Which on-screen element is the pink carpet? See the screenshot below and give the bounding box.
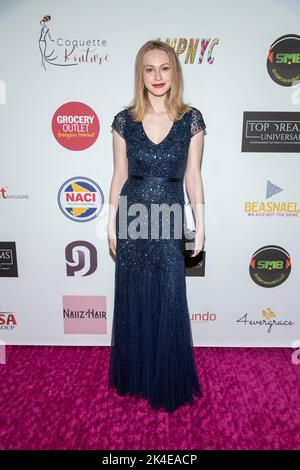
[0,345,299,450]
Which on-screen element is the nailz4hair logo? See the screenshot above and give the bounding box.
[63,295,107,335]
[52,102,100,150]
[39,15,108,71]
[57,177,104,222]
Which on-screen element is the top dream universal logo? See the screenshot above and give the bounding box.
[58,176,104,222]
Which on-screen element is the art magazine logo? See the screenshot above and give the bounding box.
[58,177,104,222]
[52,102,100,150]
[65,241,98,276]
[244,180,300,217]
[249,245,291,288]
[0,186,29,200]
[63,295,107,335]
[39,15,108,70]
[267,34,300,86]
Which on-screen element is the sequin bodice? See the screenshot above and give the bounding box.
[111,106,206,178]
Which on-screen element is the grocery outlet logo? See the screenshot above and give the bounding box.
[58,177,104,222]
[52,102,100,150]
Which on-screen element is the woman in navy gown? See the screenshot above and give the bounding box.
[107,39,206,413]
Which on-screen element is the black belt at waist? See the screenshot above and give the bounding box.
[128,174,183,182]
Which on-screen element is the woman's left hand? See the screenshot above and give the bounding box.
[191,228,205,257]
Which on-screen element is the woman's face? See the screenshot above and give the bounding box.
[142,49,172,97]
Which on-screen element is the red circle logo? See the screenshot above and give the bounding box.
[52,101,100,150]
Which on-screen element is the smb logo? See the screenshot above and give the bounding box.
[267,34,300,87]
[249,245,291,288]
[58,176,104,222]
[65,241,97,276]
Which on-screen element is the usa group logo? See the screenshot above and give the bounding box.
[57,177,104,222]
[0,306,17,331]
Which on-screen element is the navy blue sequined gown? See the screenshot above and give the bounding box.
[109,106,206,413]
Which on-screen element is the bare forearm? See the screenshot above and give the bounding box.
[185,172,205,231]
[108,174,127,227]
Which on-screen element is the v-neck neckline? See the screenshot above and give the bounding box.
[140,118,176,146]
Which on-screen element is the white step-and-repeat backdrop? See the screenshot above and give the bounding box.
[0,0,299,347]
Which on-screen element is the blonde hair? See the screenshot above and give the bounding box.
[125,39,192,122]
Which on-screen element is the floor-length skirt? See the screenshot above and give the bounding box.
[108,177,202,413]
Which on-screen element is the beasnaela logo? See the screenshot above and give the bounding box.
[267,34,300,86]
[244,180,300,217]
[52,102,100,151]
[58,177,104,222]
[249,245,291,288]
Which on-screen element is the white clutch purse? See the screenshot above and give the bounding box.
[182,192,196,256]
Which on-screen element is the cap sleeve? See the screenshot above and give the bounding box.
[111,109,126,139]
[191,107,206,137]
